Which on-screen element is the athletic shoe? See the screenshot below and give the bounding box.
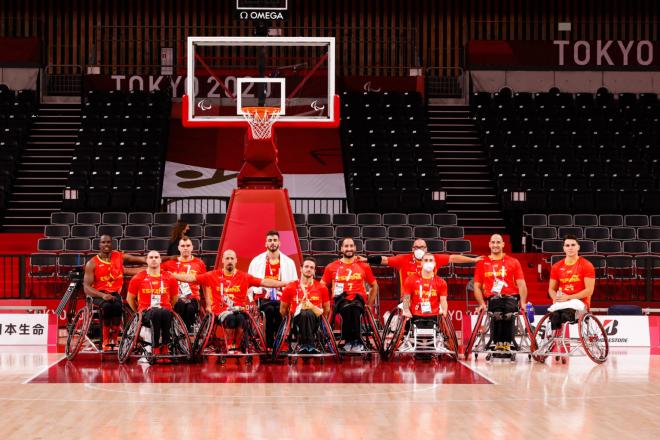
[342,341,353,352]
[351,341,366,352]
[308,346,321,354]
[160,345,170,355]
[138,357,149,364]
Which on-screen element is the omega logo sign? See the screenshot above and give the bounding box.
[239,11,285,20]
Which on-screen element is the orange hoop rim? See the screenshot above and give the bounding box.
[241,106,282,117]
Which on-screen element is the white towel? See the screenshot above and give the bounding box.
[548,299,586,313]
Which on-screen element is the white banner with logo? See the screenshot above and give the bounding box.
[471,314,650,347]
[0,314,49,345]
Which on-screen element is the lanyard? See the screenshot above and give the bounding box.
[418,277,433,301]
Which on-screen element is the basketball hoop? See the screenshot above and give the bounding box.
[241,106,281,139]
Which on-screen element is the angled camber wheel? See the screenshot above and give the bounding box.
[440,314,459,360]
[245,310,267,353]
[380,307,407,360]
[519,311,538,355]
[118,313,142,364]
[531,313,554,363]
[191,312,215,358]
[364,306,383,352]
[579,313,609,364]
[171,312,192,358]
[320,315,341,362]
[65,307,92,361]
[463,308,485,360]
[271,314,292,361]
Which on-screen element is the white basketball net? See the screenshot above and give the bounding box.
[241,106,281,139]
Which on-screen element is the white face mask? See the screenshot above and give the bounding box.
[422,262,435,273]
[413,249,425,260]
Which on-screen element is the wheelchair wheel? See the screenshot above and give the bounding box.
[519,312,538,356]
[118,313,142,364]
[171,313,192,359]
[245,311,267,353]
[440,314,459,360]
[579,313,609,364]
[191,313,214,358]
[463,308,485,360]
[380,307,406,360]
[271,314,292,361]
[320,315,341,362]
[364,307,383,352]
[65,307,92,361]
[531,313,553,363]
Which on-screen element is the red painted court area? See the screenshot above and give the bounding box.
[29,355,491,385]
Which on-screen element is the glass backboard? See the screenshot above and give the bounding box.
[183,36,338,128]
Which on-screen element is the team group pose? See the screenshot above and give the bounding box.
[73,226,605,363]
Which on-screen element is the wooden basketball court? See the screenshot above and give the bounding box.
[1,349,658,439]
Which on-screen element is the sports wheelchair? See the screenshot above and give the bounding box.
[271,313,341,364]
[381,307,459,361]
[118,310,191,365]
[532,308,609,364]
[60,269,134,361]
[190,307,267,364]
[65,296,134,360]
[463,306,537,362]
[331,305,383,359]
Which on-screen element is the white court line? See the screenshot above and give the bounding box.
[83,382,442,399]
[458,360,498,385]
[1,391,660,406]
[22,354,66,384]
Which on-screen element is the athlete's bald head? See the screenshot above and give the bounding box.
[488,234,505,255]
[222,249,237,272]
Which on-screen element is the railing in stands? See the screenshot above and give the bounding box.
[44,64,83,96]
[425,66,465,99]
[0,255,27,299]
[161,197,348,215]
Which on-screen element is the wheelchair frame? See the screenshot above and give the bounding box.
[65,296,134,361]
[331,306,383,358]
[271,313,341,363]
[118,309,192,364]
[190,308,267,364]
[381,307,459,361]
[463,308,537,362]
[532,310,609,364]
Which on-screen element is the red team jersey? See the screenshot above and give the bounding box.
[92,251,124,293]
[402,274,448,317]
[550,257,596,308]
[281,280,330,315]
[474,254,525,297]
[161,257,207,300]
[387,253,451,293]
[254,258,282,300]
[196,269,262,314]
[127,271,178,312]
[321,260,376,301]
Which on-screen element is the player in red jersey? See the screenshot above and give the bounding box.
[548,234,595,330]
[367,238,481,295]
[247,230,299,348]
[321,237,379,352]
[83,234,147,350]
[473,234,528,349]
[160,237,208,332]
[401,253,449,322]
[127,251,180,354]
[280,257,331,354]
[173,249,287,352]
